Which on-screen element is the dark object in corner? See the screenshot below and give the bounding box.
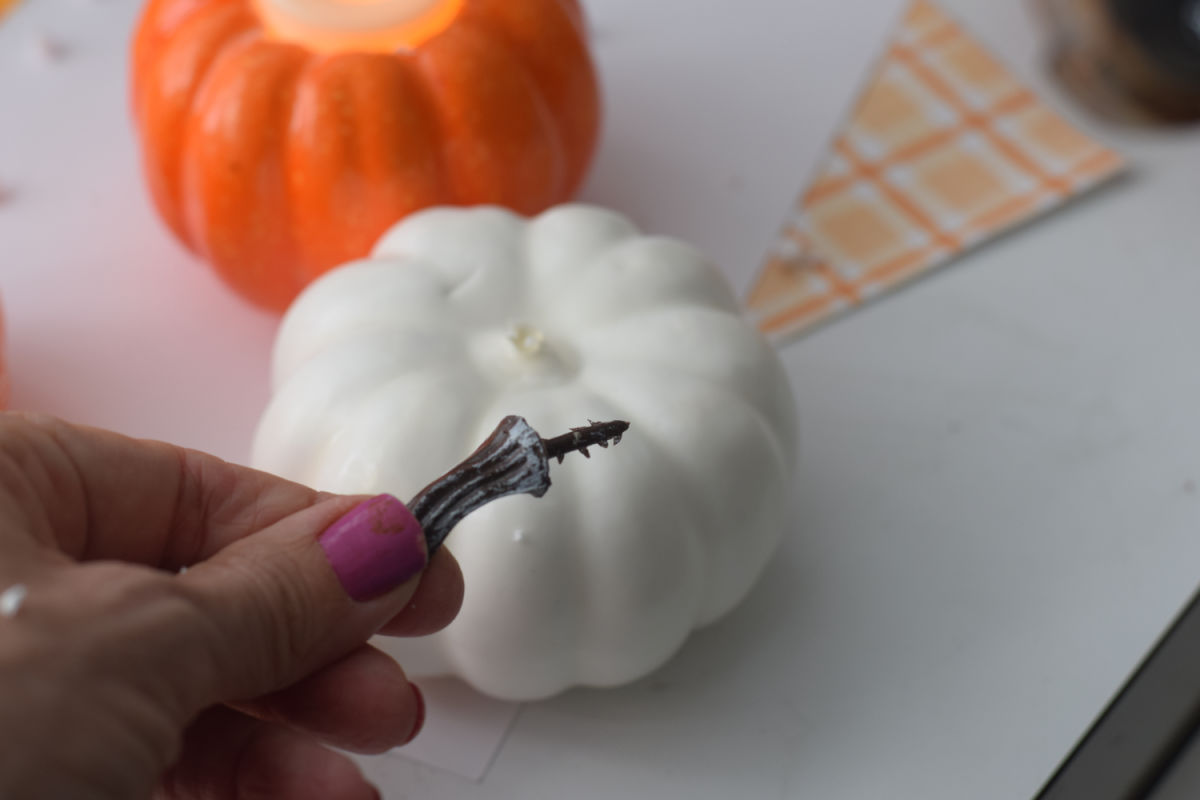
[1038,0,1200,123]
[1034,585,1200,799]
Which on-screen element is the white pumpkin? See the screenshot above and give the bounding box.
[252,205,798,701]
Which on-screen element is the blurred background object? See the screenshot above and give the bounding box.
[129,0,601,310]
[1038,0,1200,123]
[748,0,1125,342]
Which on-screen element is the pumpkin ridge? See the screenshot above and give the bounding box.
[134,0,253,117]
[521,219,638,311]
[176,27,265,256]
[283,52,343,288]
[557,429,596,692]
[413,21,564,209]
[578,307,799,466]
[183,38,311,306]
[584,359,793,493]
[138,6,260,248]
[285,52,453,283]
[132,0,230,83]
[586,348,796,481]
[410,50,461,207]
[384,49,457,203]
[535,236,720,323]
[563,392,703,683]
[411,28,478,207]
[351,51,455,240]
[440,398,587,696]
[579,364,789,626]
[175,28,265,256]
[160,0,244,37]
[466,0,598,196]
[261,45,314,304]
[477,18,570,201]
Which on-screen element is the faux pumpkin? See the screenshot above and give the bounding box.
[130,0,600,310]
[252,205,798,701]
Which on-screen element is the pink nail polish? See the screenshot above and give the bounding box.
[318,495,427,602]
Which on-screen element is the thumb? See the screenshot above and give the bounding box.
[178,493,428,703]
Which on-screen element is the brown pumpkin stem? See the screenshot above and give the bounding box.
[409,416,630,553]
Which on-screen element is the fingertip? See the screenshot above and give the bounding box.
[239,724,376,800]
[240,645,425,755]
[166,708,379,800]
[377,547,463,637]
[402,683,426,746]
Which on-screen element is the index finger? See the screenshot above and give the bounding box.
[0,412,462,641]
[1,412,340,566]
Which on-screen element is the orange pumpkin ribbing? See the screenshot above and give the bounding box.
[286,53,452,288]
[130,0,600,310]
[464,0,598,197]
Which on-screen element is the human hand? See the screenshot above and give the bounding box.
[0,412,464,800]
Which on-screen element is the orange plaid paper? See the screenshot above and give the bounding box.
[747,0,1125,342]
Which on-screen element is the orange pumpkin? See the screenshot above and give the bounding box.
[130,0,601,310]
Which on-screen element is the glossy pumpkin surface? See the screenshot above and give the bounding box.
[131,0,600,309]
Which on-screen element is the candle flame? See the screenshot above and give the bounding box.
[253,0,464,53]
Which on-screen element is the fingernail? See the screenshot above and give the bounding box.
[319,495,427,602]
[403,683,426,745]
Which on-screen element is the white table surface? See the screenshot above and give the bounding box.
[6,0,1200,798]
[358,4,1200,799]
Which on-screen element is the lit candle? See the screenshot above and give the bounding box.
[252,0,464,53]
